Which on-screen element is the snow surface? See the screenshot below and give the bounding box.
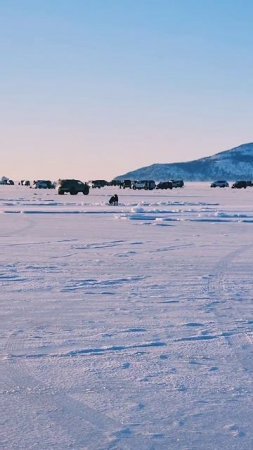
[1,184,253,449]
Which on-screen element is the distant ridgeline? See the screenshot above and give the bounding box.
[115,143,253,182]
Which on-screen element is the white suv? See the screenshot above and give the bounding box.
[132,180,156,190]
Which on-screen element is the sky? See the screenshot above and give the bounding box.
[1,0,253,181]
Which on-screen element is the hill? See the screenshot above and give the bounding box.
[115,143,253,181]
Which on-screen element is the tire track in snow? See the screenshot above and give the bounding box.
[3,328,156,449]
[3,329,124,449]
[205,244,253,374]
[0,214,35,238]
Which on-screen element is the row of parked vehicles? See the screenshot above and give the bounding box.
[3,177,253,194]
[88,179,184,189]
[119,179,184,190]
[18,179,88,194]
[59,178,252,193]
[55,179,184,194]
[16,178,184,195]
[210,180,253,189]
[19,179,55,189]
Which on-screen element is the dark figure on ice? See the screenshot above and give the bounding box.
[109,194,118,206]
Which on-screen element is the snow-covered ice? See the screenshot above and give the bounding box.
[1,184,253,449]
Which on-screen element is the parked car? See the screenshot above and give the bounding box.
[171,179,184,188]
[156,181,173,190]
[109,180,122,187]
[122,179,132,189]
[0,177,9,185]
[246,180,253,187]
[0,177,14,185]
[210,180,229,188]
[144,180,156,190]
[91,179,108,188]
[132,180,156,190]
[132,180,145,190]
[57,179,89,195]
[231,181,247,189]
[33,180,55,189]
[20,180,30,186]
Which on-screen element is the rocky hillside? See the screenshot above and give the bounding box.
[116,143,253,181]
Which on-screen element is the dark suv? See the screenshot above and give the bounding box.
[231,181,247,189]
[57,179,90,195]
[171,179,184,188]
[156,181,173,190]
[210,180,229,188]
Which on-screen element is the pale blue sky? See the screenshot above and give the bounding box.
[1,0,252,180]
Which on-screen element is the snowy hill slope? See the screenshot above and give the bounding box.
[116,143,253,181]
